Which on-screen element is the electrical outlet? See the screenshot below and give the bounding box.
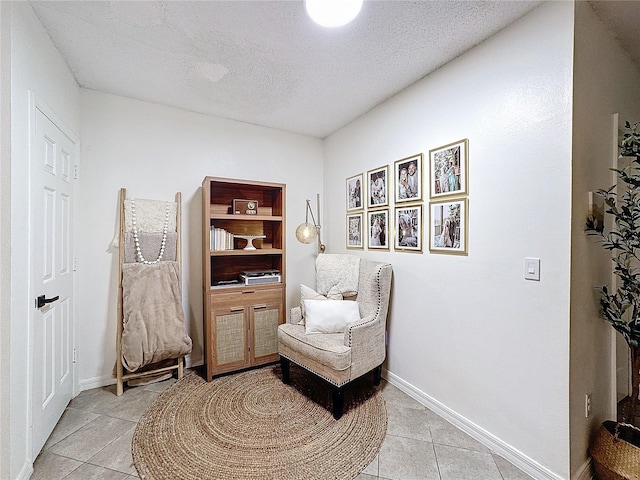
[585,394,592,418]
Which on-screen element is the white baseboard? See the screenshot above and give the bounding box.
[573,458,592,480]
[14,460,32,480]
[186,358,202,369]
[79,374,115,391]
[383,369,564,480]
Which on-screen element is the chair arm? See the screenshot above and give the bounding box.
[344,314,386,380]
[289,306,302,324]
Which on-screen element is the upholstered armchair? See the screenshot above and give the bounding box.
[277,254,392,419]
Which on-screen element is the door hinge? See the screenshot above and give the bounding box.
[73,164,79,180]
[73,348,77,363]
[73,257,78,272]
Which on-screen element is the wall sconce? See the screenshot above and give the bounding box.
[295,193,326,253]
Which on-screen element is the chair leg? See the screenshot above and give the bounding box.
[373,364,382,386]
[332,387,344,420]
[280,356,290,384]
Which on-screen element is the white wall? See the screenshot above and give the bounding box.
[570,2,640,477]
[9,2,80,478]
[0,2,11,478]
[77,90,323,387]
[324,3,574,478]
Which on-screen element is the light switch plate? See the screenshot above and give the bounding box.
[524,257,540,281]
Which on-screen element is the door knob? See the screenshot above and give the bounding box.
[36,295,59,309]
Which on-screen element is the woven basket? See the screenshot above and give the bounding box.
[590,421,640,480]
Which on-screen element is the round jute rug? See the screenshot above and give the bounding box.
[132,364,387,480]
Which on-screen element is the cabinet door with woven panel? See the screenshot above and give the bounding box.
[209,307,250,375]
[250,302,282,364]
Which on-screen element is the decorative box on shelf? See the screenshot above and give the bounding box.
[233,199,258,215]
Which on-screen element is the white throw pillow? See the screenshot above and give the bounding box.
[304,299,360,334]
[299,284,329,324]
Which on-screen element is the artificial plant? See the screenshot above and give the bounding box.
[592,121,640,426]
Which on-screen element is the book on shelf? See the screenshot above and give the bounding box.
[210,225,235,251]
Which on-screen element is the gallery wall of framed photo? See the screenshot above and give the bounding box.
[345,138,469,255]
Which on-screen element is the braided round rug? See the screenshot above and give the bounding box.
[132,364,387,480]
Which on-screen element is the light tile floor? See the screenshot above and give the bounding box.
[33,370,534,480]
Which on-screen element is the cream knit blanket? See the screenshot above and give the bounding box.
[124,199,177,233]
[315,254,360,299]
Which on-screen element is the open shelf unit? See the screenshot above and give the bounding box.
[202,176,286,380]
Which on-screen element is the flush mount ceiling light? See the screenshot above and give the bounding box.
[305,0,363,28]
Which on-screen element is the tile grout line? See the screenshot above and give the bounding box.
[43,408,100,451]
[430,427,443,480]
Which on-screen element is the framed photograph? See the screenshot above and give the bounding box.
[367,209,389,250]
[346,173,364,211]
[394,205,422,252]
[346,213,364,249]
[394,153,422,203]
[429,198,468,255]
[429,139,468,199]
[367,165,389,208]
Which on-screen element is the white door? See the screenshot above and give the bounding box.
[31,104,76,458]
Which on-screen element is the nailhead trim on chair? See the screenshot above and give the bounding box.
[279,353,348,387]
[345,263,388,348]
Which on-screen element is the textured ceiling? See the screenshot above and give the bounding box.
[28,1,640,138]
[29,0,544,138]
